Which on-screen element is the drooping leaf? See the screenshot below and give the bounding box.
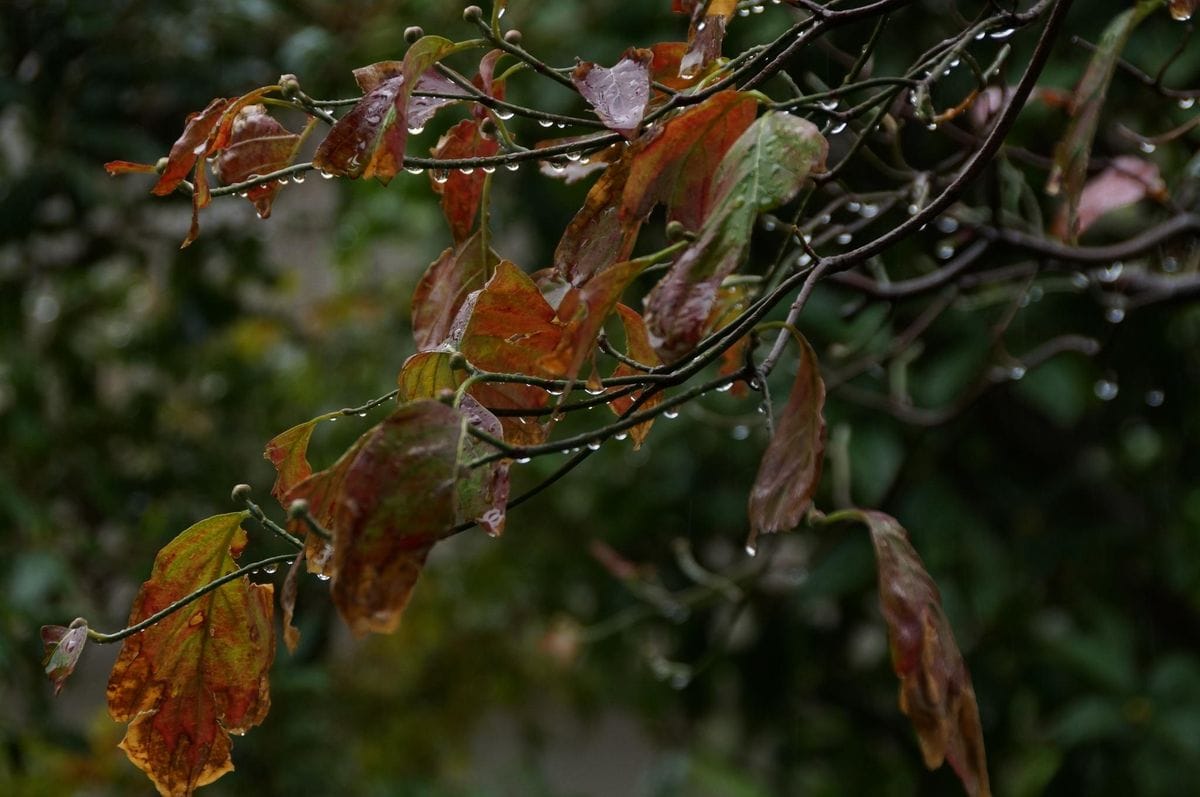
[313,37,458,184]
[621,90,758,232]
[675,0,738,79]
[1050,155,1166,239]
[413,229,500,350]
[215,105,308,219]
[104,160,158,176]
[747,333,825,542]
[264,411,339,504]
[429,119,500,241]
[1045,2,1157,241]
[41,620,88,695]
[572,48,653,139]
[645,111,827,361]
[398,350,466,401]
[455,394,511,537]
[859,510,991,797]
[607,304,662,448]
[472,49,508,121]
[553,148,642,286]
[152,98,231,196]
[280,550,305,654]
[107,512,274,797]
[285,401,498,636]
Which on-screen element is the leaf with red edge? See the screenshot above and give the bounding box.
[1046,4,1155,240]
[607,304,662,449]
[572,48,653,139]
[413,229,499,351]
[1050,155,1166,239]
[106,512,274,797]
[313,37,458,184]
[41,620,89,695]
[859,510,992,797]
[152,98,231,196]
[676,0,738,79]
[285,401,500,635]
[105,160,158,176]
[553,149,642,286]
[280,550,305,654]
[398,350,466,401]
[747,333,825,544]
[264,411,339,505]
[621,90,758,232]
[215,105,308,220]
[645,112,826,361]
[429,120,500,241]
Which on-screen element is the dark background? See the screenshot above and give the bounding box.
[2,1,1199,795]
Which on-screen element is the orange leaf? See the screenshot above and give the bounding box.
[429,119,500,241]
[215,105,307,220]
[412,230,499,350]
[104,160,158,176]
[553,148,642,286]
[607,304,662,448]
[107,512,274,797]
[152,98,231,197]
[747,332,825,542]
[862,510,991,797]
[264,411,339,505]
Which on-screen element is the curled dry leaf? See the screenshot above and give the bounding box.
[860,510,991,797]
[572,48,653,139]
[41,619,89,695]
[747,332,825,544]
[1050,155,1166,239]
[263,411,340,578]
[107,512,274,797]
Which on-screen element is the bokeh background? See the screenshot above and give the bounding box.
[3,1,1199,795]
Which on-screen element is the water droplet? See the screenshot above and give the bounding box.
[752,4,765,13]
[738,7,750,16]
[555,122,567,129]
[731,425,750,440]
[264,563,279,574]
[538,119,554,128]
[614,432,628,441]
[846,201,861,213]
[546,388,563,396]
[459,167,475,175]
[1138,141,1156,154]
[432,170,449,184]
[584,387,605,396]
[744,540,758,557]
[497,6,506,16]
[320,171,335,180]
[716,383,733,393]
[836,232,853,245]
[494,109,514,120]
[696,21,707,31]
[975,30,987,40]
[587,441,601,451]
[762,218,777,231]
[1071,272,1091,289]
[663,409,679,419]
[481,165,496,174]
[1099,262,1123,283]
[237,191,249,199]
[937,244,955,260]
[317,573,332,581]
[989,27,1016,40]
[935,216,959,233]
[1094,379,1119,401]
[358,412,368,418]
[860,203,879,218]
[328,416,337,422]
[757,403,768,415]
[1008,365,1026,380]
[1179,97,1196,110]
[1105,306,1126,324]
[1170,4,1192,20]
[830,121,848,134]
[926,122,938,131]
[405,166,423,175]
[291,174,306,184]
[505,162,520,171]
[1145,389,1165,407]
[516,456,532,464]
[407,125,425,135]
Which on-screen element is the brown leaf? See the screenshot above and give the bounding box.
[41,620,89,695]
[861,510,991,797]
[215,105,306,219]
[280,550,305,654]
[1050,155,1166,239]
[152,98,231,197]
[429,119,500,241]
[264,412,339,505]
[107,512,274,797]
[708,283,753,398]
[620,90,758,232]
[413,230,499,350]
[572,48,653,139]
[607,304,662,448]
[104,160,158,176]
[648,42,700,93]
[1169,0,1197,21]
[676,0,738,79]
[553,148,642,286]
[747,333,825,542]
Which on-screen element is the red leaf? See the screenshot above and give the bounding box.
[572,48,653,139]
[280,550,305,654]
[313,37,458,184]
[648,42,700,93]
[429,120,500,241]
[104,160,158,176]
[152,97,231,197]
[553,149,642,286]
[107,512,274,797]
[41,620,89,695]
[677,0,738,79]
[708,283,753,398]
[607,304,662,449]
[264,411,339,505]
[645,111,826,361]
[215,105,306,220]
[412,229,500,351]
[1050,155,1166,239]
[747,333,825,542]
[861,511,992,797]
[620,90,758,232]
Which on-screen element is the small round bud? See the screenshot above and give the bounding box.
[665,220,691,242]
[436,388,457,404]
[463,5,484,22]
[479,117,496,138]
[279,74,301,99]
[503,29,522,45]
[288,498,310,518]
[231,483,252,501]
[154,157,169,174]
[403,26,424,43]
[448,352,469,370]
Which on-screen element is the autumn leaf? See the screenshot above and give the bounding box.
[648,42,700,93]
[1046,2,1157,241]
[621,90,758,233]
[856,510,991,797]
[429,119,500,241]
[1050,155,1166,239]
[151,98,232,197]
[107,512,274,797]
[1169,0,1197,21]
[708,283,753,398]
[398,350,466,401]
[313,37,459,184]
[645,111,827,362]
[104,160,159,176]
[215,104,309,219]
[572,48,653,139]
[41,619,89,696]
[607,304,662,448]
[264,411,339,505]
[676,0,738,79]
[455,394,511,537]
[413,229,500,350]
[747,332,825,544]
[553,148,642,286]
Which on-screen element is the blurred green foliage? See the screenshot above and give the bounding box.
[2,1,1199,795]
